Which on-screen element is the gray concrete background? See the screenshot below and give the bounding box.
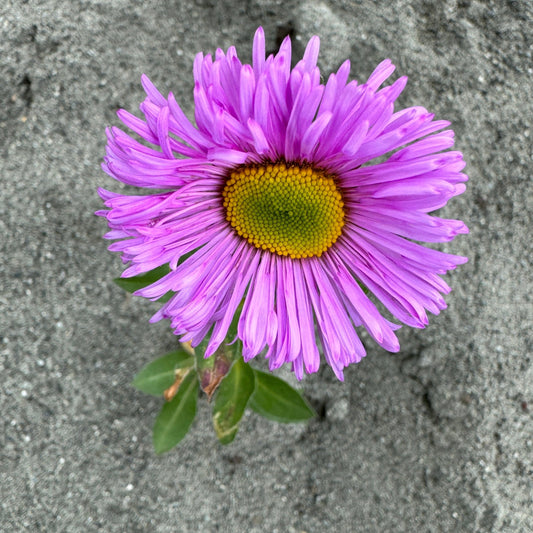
[1,0,531,531]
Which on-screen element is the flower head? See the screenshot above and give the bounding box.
[98,28,468,380]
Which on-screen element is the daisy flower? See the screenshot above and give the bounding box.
[97,27,468,380]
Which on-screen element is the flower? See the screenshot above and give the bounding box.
[97,27,468,380]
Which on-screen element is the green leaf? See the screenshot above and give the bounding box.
[113,264,172,301]
[249,370,316,423]
[153,371,198,454]
[212,357,255,445]
[132,349,194,396]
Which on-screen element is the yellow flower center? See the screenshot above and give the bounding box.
[222,161,345,259]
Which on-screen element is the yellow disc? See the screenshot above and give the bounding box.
[222,161,345,259]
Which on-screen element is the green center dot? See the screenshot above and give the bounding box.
[222,161,345,259]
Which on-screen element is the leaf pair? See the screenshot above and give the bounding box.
[132,348,315,453]
[119,266,316,453]
[132,349,197,454]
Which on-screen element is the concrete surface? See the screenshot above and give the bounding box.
[1,0,531,531]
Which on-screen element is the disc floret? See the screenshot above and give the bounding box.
[222,161,345,259]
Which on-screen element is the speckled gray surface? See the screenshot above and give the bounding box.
[1,1,532,531]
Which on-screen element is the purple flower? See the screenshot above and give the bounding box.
[97,28,468,380]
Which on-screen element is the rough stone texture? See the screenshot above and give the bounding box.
[1,0,531,531]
